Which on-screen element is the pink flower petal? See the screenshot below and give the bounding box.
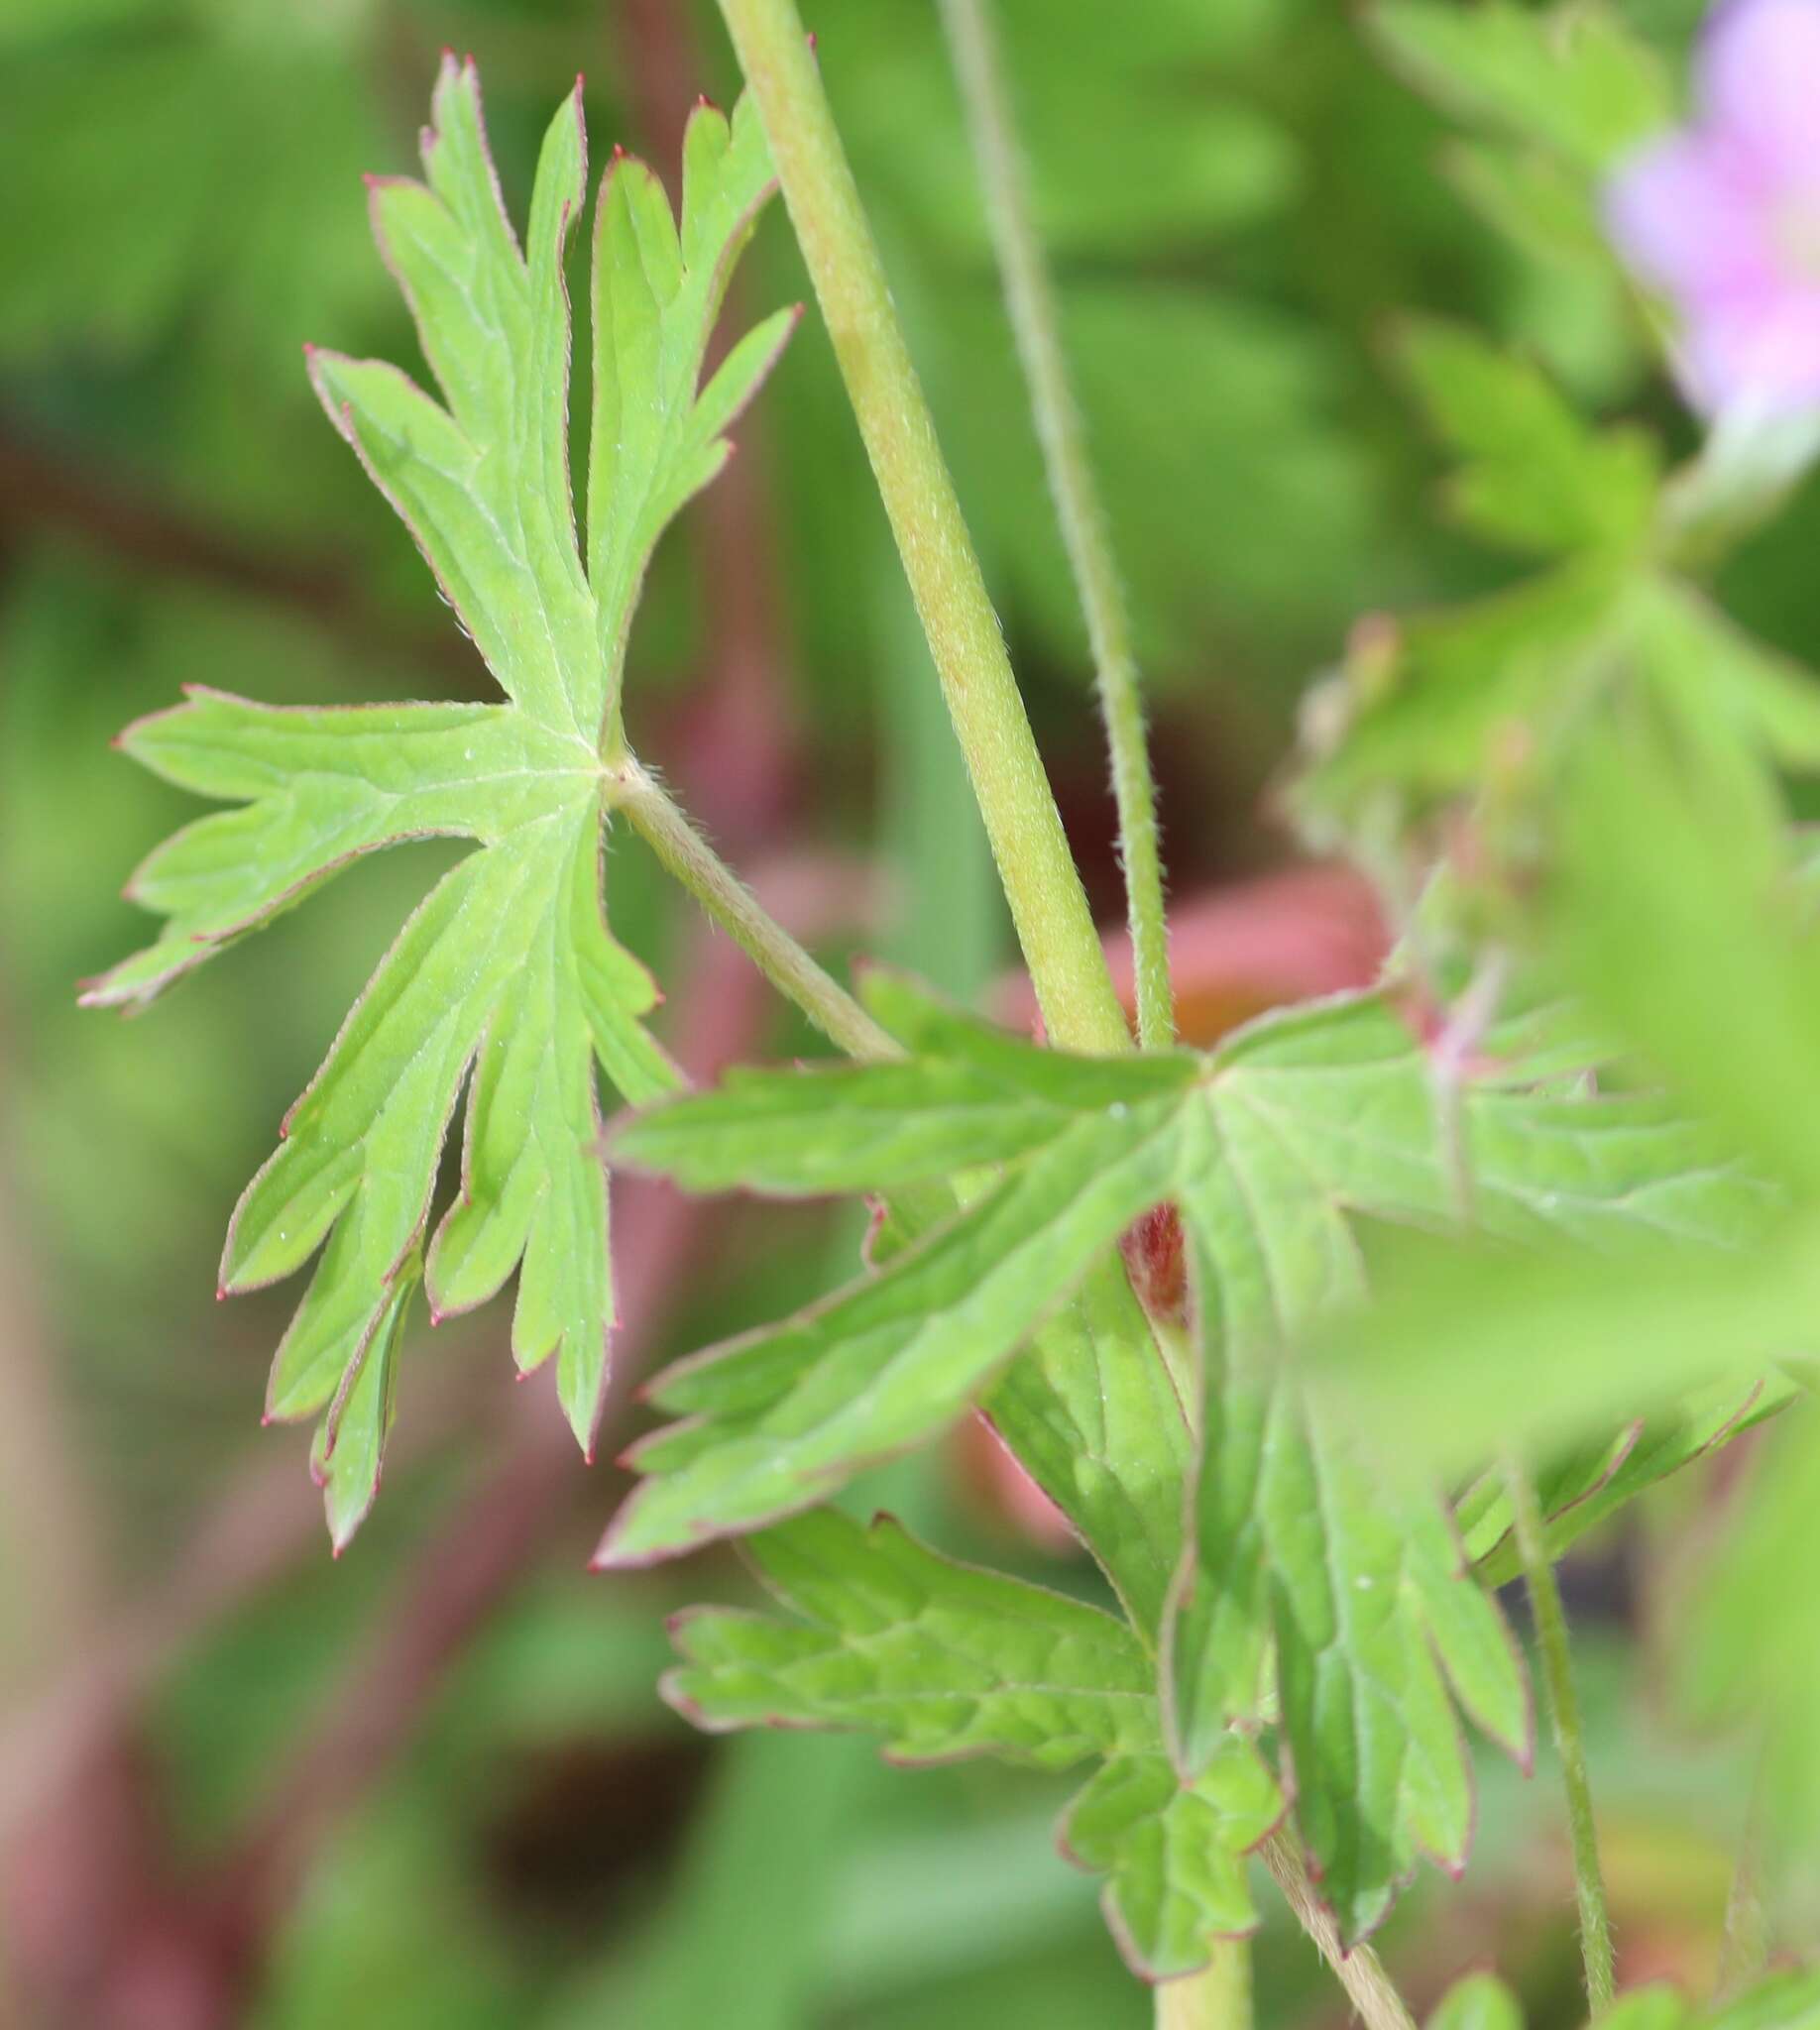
[1605,132,1780,296]
[1704,0,1820,184]
[1684,284,1820,408]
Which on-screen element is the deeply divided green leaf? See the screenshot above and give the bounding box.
[87,56,794,1539]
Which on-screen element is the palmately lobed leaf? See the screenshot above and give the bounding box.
[86,56,797,1540]
[617,975,1774,1940]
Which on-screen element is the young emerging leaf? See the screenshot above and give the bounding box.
[1458,1375,1795,1585]
[82,58,796,1539]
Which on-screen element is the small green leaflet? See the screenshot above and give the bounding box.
[1369,2,1670,176]
[1425,1970,1820,2030]
[82,58,796,1542]
[664,1507,1162,1767]
[1059,1748,1282,1979]
[1395,318,1658,558]
[1299,323,1820,834]
[664,1506,1283,1982]
[607,971,1759,1938]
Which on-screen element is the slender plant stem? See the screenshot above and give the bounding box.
[938,0,1174,1052]
[615,762,900,1065]
[1716,1741,1770,1999]
[1156,1941,1251,2030]
[1503,1454,1616,2014]
[1260,1830,1417,2030]
[715,0,1131,1059]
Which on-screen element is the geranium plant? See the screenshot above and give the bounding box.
[86,0,1820,2021]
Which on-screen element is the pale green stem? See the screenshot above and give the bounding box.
[1156,1941,1251,2030]
[1260,1830,1417,2030]
[938,0,1174,1051]
[1503,1454,1616,2015]
[715,0,1130,1059]
[615,761,900,1065]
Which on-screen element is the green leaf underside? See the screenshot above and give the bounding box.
[85,57,794,1532]
[665,1509,1283,1984]
[311,1254,416,1554]
[1459,1374,1796,1586]
[615,976,1763,1939]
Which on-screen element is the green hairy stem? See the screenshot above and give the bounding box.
[615,762,899,1066]
[1504,1455,1616,2014]
[1260,1832,1418,2030]
[715,0,1131,1059]
[939,0,1175,1051]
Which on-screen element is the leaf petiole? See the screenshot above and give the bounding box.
[1259,1830,1418,2030]
[1503,1452,1616,2014]
[613,759,900,1065]
[1156,1941,1251,2030]
[939,0,1174,1052]
[715,0,1131,1059]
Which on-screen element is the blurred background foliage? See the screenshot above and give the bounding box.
[0,0,1812,2024]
